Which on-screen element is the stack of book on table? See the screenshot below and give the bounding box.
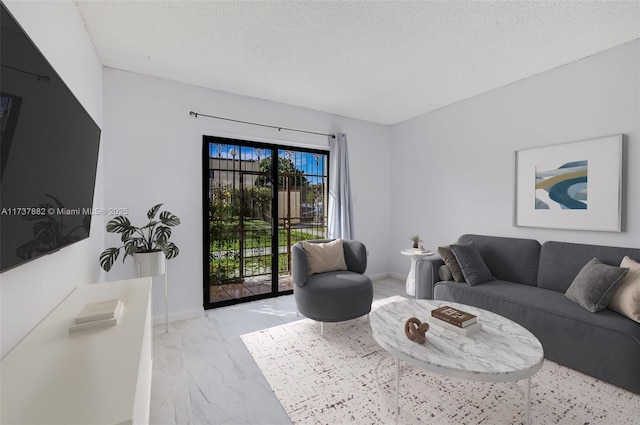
[428,305,482,336]
[69,298,123,332]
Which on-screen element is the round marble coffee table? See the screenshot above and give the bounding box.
[370,299,544,424]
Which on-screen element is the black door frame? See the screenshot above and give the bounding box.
[202,135,329,309]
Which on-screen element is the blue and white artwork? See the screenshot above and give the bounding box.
[516,134,622,231]
[535,160,588,210]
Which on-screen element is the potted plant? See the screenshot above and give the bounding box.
[409,235,422,249]
[100,203,180,275]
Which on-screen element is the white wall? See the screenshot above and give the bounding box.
[101,69,391,322]
[389,40,640,276]
[0,2,103,358]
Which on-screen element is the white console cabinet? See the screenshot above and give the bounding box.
[1,278,152,425]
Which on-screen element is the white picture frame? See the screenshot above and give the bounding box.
[514,135,623,232]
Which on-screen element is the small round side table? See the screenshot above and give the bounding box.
[400,249,434,297]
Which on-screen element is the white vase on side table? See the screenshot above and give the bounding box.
[134,251,169,333]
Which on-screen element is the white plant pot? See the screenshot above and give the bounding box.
[133,251,166,277]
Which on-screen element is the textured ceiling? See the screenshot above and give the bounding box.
[76,1,640,125]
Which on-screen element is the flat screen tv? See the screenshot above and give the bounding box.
[0,4,101,273]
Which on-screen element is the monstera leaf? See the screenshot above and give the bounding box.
[154,226,172,244]
[160,211,180,226]
[162,242,180,260]
[106,216,131,233]
[147,204,162,220]
[99,247,120,272]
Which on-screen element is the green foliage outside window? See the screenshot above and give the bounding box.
[255,157,309,188]
[209,156,323,285]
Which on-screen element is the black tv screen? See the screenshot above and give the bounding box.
[0,4,101,272]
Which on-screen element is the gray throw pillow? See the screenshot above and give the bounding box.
[450,241,494,286]
[565,258,629,312]
[437,246,465,282]
[438,265,453,281]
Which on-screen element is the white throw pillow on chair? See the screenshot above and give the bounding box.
[302,239,348,275]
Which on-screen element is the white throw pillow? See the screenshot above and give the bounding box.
[301,239,348,275]
[608,256,640,323]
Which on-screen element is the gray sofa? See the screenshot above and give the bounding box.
[416,234,640,393]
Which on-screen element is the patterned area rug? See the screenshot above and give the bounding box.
[241,296,640,425]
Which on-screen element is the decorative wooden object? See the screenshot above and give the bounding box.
[404,317,429,344]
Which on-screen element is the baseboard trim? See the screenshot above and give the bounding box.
[367,272,406,281]
[368,272,391,281]
[153,307,204,326]
[388,272,406,281]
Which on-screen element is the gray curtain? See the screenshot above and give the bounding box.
[328,132,353,239]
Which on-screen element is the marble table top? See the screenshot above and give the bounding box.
[370,299,544,383]
[400,250,435,257]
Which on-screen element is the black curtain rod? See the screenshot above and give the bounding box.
[1,64,50,81]
[189,111,336,139]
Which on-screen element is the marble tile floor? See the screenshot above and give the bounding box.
[151,276,408,425]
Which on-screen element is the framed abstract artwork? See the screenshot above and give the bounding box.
[514,135,623,232]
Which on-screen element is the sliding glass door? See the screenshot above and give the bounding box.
[203,136,328,308]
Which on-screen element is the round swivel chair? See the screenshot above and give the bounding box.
[292,239,373,336]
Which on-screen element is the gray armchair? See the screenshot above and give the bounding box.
[292,239,373,336]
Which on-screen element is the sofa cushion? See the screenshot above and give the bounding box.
[609,256,640,322]
[437,246,465,282]
[565,258,628,312]
[458,234,540,286]
[301,239,347,275]
[450,241,494,286]
[538,241,640,293]
[438,265,453,281]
